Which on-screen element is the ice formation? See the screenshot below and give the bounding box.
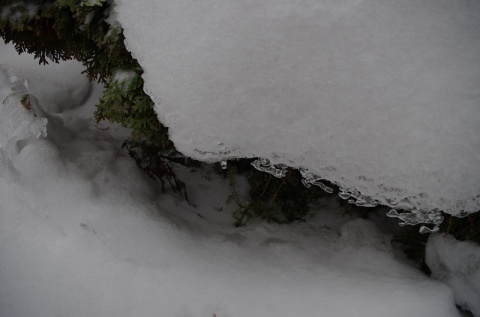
[114,0,480,224]
[251,158,288,179]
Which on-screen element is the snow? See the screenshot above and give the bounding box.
[0,42,91,113]
[426,234,480,316]
[1,3,40,22]
[114,0,480,220]
[0,69,47,152]
[111,68,136,85]
[0,46,465,316]
[81,0,107,6]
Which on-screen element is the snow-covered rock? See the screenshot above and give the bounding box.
[114,0,480,220]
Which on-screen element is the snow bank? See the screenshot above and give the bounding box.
[426,234,480,316]
[114,0,480,220]
[0,64,461,317]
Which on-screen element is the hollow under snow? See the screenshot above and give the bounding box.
[114,0,480,217]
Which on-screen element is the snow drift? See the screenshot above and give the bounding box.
[114,0,480,222]
[426,234,480,316]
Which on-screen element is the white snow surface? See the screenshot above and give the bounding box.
[426,234,480,317]
[0,52,463,317]
[0,42,91,113]
[114,0,480,217]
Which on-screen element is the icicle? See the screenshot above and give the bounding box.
[220,160,228,170]
[419,225,440,234]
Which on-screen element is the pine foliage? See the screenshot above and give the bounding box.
[226,161,329,226]
[95,68,171,147]
[0,0,168,146]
